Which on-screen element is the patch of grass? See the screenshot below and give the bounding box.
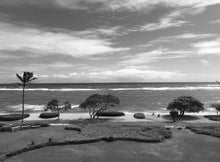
[0,114,30,121]
[96,111,125,117]
[3,123,172,159]
[39,113,59,119]
[203,115,220,121]
[186,125,220,138]
[162,115,199,121]
[133,113,145,119]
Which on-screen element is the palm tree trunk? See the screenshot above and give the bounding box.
[21,84,25,127]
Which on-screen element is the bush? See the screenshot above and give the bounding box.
[39,113,59,119]
[133,113,145,119]
[0,125,12,132]
[162,115,199,121]
[96,111,125,117]
[65,126,81,132]
[204,115,220,121]
[0,114,30,121]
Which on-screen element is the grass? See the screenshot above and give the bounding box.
[0,114,30,121]
[203,115,220,121]
[162,115,199,121]
[0,122,171,159]
[186,125,220,138]
[6,126,220,162]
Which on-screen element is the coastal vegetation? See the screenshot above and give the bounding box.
[0,114,30,121]
[134,113,145,119]
[210,103,220,115]
[96,111,125,117]
[44,98,60,119]
[167,96,204,116]
[16,72,37,126]
[80,94,120,119]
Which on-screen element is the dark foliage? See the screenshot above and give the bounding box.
[45,98,60,119]
[186,126,220,138]
[210,103,220,115]
[65,126,81,132]
[204,115,220,121]
[96,111,125,117]
[0,114,30,121]
[162,115,199,121]
[133,113,145,119]
[169,110,179,122]
[167,96,204,116]
[80,94,120,119]
[63,101,71,111]
[39,113,59,119]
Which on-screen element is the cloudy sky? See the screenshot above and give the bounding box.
[0,0,220,83]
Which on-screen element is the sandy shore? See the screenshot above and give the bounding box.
[0,111,215,124]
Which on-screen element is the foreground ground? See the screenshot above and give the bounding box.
[5,128,220,162]
[0,116,220,162]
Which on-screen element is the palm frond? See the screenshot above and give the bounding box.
[16,74,24,83]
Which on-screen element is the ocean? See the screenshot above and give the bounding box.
[0,82,220,114]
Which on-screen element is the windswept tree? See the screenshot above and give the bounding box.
[16,72,37,126]
[167,96,204,116]
[80,94,120,119]
[210,103,220,115]
[45,98,60,119]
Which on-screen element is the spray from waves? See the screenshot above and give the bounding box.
[0,88,102,91]
[6,104,79,112]
[0,84,220,91]
[109,86,220,91]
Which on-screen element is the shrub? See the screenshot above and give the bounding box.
[204,115,220,121]
[0,125,11,132]
[65,126,81,132]
[96,111,125,117]
[133,113,145,119]
[0,114,30,121]
[39,113,59,119]
[162,115,199,121]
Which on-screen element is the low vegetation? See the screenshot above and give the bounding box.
[186,125,220,138]
[3,123,171,159]
[162,115,199,121]
[133,113,145,119]
[0,114,30,121]
[203,115,220,121]
[39,112,59,119]
[96,111,125,117]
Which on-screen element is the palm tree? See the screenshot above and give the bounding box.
[16,72,37,126]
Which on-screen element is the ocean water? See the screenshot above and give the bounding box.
[0,82,220,113]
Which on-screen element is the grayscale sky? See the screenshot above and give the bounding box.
[0,0,220,83]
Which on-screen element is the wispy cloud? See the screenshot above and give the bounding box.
[120,49,193,65]
[210,19,220,24]
[0,22,129,58]
[192,38,220,55]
